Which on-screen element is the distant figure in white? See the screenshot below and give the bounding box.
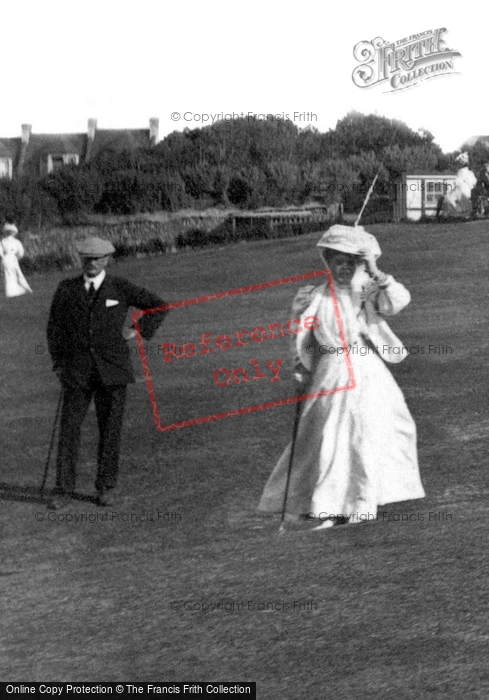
[0,223,33,297]
[442,152,477,219]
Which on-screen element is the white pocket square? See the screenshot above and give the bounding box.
[106,299,119,307]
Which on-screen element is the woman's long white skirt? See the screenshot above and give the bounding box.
[258,346,425,519]
[2,255,32,297]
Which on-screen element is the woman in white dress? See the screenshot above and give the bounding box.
[0,223,33,297]
[441,152,477,218]
[258,225,425,530]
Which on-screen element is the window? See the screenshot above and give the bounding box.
[426,181,447,205]
[0,157,12,179]
[46,153,80,173]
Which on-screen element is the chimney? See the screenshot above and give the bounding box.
[17,124,32,175]
[85,118,97,163]
[87,118,97,142]
[149,118,159,146]
[21,123,32,146]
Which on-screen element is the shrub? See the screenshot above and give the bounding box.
[176,228,209,249]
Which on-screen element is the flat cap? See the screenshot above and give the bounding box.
[76,237,115,257]
[3,223,18,235]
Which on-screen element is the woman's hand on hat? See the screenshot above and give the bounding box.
[360,249,380,278]
[360,252,389,285]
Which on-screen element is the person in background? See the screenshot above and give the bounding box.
[442,152,477,219]
[0,222,33,297]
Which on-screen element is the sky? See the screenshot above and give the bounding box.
[1,0,485,153]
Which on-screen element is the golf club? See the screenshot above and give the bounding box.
[279,381,307,534]
[40,388,64,497]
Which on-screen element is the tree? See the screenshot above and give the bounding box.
[333,111,436,159]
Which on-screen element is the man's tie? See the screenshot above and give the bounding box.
[86,282,96,305]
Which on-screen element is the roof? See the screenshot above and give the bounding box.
[0,137,20,159]
[89,129,150,157]
[397,171,457,179]
[27,133,87,157]
[405,172,457,178]
[0,124,153,175]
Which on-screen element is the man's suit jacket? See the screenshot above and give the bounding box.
[47,274,167,387]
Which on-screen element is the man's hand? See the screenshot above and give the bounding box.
[122,327,137,340]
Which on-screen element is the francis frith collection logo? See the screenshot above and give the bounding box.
[352,28,461,92]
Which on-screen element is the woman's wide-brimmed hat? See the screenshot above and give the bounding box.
[316,224,381,259]
[3,223,18,236]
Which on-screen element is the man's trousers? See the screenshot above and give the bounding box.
[55,374,127,494]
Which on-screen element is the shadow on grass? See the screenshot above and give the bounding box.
[0,483,97,506]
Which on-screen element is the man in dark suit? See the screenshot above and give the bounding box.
[47,237,167,509]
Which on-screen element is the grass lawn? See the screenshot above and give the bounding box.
[1,220,489,697]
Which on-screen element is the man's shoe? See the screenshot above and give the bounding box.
[96,487,114,507]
